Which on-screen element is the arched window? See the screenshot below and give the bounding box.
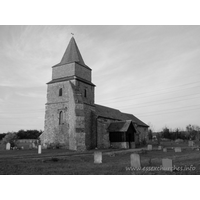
[59,88,62,96]
[84,89,87,98]
[59,111,63,125]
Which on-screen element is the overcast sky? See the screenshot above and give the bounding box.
[0,25,200,133]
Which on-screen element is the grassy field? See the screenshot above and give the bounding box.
[0,140,200,175]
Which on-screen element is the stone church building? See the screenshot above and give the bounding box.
[40,37,149,151]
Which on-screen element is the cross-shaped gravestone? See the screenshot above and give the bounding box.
[38,145,42,154]
[147,144,152,150]
[174,147,181,152]
[6,143,11,150]
[94,151,102,164]
[130,153,141,168]
[163,148,167,152]
[162,158,173,172]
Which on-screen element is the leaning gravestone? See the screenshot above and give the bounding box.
[188,141,194,147]
[163,148,167,152]
[162,158,173,172]
[6,143,11,150]
[147,145,152,150]
[94,151,102,164]
[130,153,141,168]
[174,147,181,152]
[38,145,42,154]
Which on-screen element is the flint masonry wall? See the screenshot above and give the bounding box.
[137,126,148,141]
[41,80,77,150]
[76,80,94,105]
[83,104,96,149]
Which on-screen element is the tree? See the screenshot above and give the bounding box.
[17,129,42,139]
[162,126,170,139]
[148,129,153,141]
[2,132,18,147]
[186,124,200,140]
[0,134,6,140]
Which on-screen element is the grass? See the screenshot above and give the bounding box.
[0,141,200,175]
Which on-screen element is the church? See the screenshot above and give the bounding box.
[40,37,149,151]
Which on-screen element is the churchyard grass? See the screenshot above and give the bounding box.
[0,141,200,175]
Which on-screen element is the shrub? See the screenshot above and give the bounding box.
[47,143,63,149]
[2,132,18,147]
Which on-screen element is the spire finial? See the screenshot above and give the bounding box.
[71,33,74,36]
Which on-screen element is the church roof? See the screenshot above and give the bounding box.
[95,104,149,127]
[53,37,90,69]
[108,120,133,132]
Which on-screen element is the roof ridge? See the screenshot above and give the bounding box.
[94,104,121,112]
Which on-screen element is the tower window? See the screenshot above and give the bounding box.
[59,88,62,96]
[59,111,63,125]
[84,89,87,98]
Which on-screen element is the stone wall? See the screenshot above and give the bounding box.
[111,142,129,149]
[76,80,95,105]
[137,126,148,141]
[83,104,96,149]
[41,80,77,150]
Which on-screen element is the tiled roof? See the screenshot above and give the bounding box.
[47,76,95,86]
[95,104,149,127]
[108,120,133,132]
[53,37,90,69]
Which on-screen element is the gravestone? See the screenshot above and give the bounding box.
[32,143,36,148]
[42,143,47,149]
[130,153,141,168]
[162,158,173,172]
[158,146,162,150]
[174,147,181,152]
[147,145,152,150]
[188,141,194,147]
[163,148,167,152]
[94,151,102,164]
[38,145,42,154]
[6,143,11,150]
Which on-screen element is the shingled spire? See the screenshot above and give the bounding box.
[58,37,86,66]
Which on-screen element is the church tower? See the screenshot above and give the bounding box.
[41,37,96,150]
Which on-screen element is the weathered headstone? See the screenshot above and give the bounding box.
[130,153,141,168]
[6,143,11,150]
[174,147,181,152]
[162,158,173,172]
[38,145,42,154]
[188,141,194,147]
[158,146,162,150]
[163,148,167,152]
[147,144,152,150]
[94,151,102,164]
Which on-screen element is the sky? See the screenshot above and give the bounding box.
[0,25,200,133]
